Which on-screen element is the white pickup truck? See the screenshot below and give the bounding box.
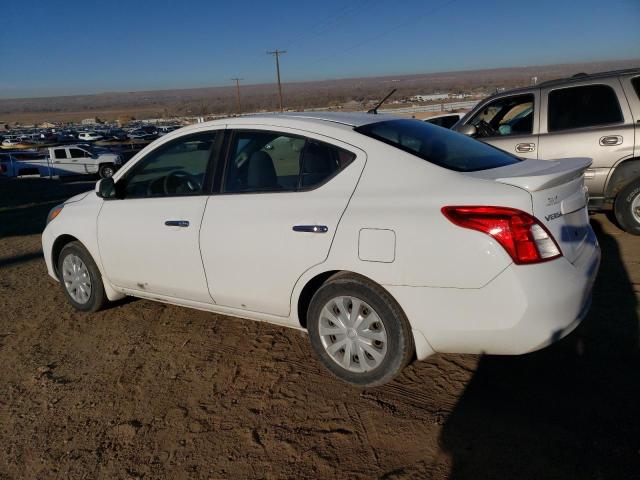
[0,145,122,179]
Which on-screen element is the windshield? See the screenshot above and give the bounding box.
[354,119,521,172]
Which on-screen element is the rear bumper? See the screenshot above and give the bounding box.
[386,235,600,356]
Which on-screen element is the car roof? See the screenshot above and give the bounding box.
[487,67,640,98]
[197,111,402,130]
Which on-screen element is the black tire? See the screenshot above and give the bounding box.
[614,179,640,235]
[307,272,414,387]
[58,241,108,312]
[98,163,115,179]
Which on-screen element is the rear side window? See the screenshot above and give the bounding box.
[224,130,355,193]
[548,84,623,132]
[632,77,640,100]
[355,119,520,172]
[53,149,67,159]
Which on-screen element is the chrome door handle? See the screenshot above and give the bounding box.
[515,143,536,153]
[599,135,622,146]
[165,220,189,227]
[292,225,328,233]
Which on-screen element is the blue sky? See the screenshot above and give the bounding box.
[1,0,639,98]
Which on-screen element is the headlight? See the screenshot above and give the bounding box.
[47,204,64,225]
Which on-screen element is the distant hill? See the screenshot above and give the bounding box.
[1,59,637,124]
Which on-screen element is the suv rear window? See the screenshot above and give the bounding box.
[354,119,520,172]
[548,84,623,132]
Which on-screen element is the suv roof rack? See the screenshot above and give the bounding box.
[536,67,640,88]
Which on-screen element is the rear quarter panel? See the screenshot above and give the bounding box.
[299,138,533,290]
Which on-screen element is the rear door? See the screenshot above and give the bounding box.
[620,74,640,158]
[200,127,365,317]
[466,91,540,159]
[537,79,635,199]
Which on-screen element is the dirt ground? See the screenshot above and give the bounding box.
[1,177,639,480]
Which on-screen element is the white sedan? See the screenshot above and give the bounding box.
[77,132,103,142]
[42,112,600,386]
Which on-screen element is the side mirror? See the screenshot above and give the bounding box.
[455,124,477,137]
[96,177,116,199]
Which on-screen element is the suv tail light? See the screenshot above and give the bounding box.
[442,206,561,264]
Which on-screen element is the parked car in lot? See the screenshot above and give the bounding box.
[42,113,600,386]
[454,68,640,234]
[56,132,78,143]
[78,132,103,142]
[102,129,128,141]
[424,112,465,129]
[157,125,181,136]
[2,136,22,147]
[127,129,156,140]
[0,145,122,178]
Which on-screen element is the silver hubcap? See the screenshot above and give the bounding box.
[62,254,92,304]
[631,191,640,224]
[318,296,388,373]
[102,167,114,178]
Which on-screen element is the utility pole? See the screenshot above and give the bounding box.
[267,49,286,112]
[230,77,243,115]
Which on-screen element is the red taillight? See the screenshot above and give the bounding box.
[441,206,561,265]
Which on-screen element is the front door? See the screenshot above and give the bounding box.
[68,147,98,175]
[97,130,222,303]
[467,91,540,159]
[200,127,365,317]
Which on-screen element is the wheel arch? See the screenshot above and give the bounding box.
[294,268,435,361]
[296,270,340,329]
[51,234,80,280]
[50,233,125,301]
[605,157,640,199]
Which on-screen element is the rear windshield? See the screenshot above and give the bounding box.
[355,119,521,172]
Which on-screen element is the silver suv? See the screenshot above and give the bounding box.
[455,68,640,235]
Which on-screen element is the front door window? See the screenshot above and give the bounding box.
[118,132,218,198]
[469,94,535,138]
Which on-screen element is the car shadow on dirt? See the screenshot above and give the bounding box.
[0,178,95,238]
[438,218,640,479]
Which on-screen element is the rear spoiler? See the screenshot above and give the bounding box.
[468,157,592,192]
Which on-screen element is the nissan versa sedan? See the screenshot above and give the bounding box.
[42,112,600,386]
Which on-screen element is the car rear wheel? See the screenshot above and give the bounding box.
[307,273,414,387]
[58,241,108,312]
[99,164,115,179]
[614,179,640,235]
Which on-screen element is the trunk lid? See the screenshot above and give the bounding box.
[467,157,593,264]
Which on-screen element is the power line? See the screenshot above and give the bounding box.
[301,0,459,71]
[230,77,243,114]
[281,0,377,51]
[267,50,287,112]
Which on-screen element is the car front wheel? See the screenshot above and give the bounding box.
[614,179,640,235]
[58,241,108,312]
[307,273,414,387]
